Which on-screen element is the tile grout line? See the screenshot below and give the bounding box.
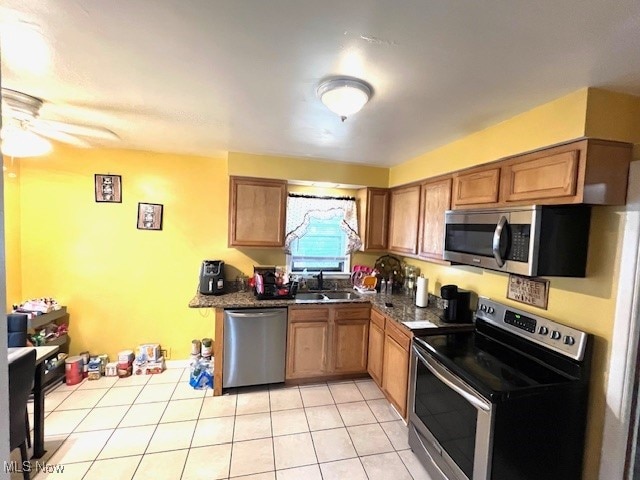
[80,371,170,479]
[129,377,182,480]
[268,387,277,475]
[332,381,380,479]
[44,369,193,478]
[299,383,323,479]
[105,373,177,479]
[225,387,239,479]
[50,375,150,480]
[177,381,208,480]
[43,376,408,480]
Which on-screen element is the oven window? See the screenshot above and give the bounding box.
[445,224,496,257]
[415,357,477,478]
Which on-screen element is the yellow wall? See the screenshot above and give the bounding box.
[388,88,640,479]
[3,157,21,311]
[14,146,253,360]
[9,146,382,360]
[389,88,589,186]
[229,152,389,188]
[585,88,640,147]
[6,87,639,478]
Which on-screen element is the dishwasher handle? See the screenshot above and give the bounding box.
[226,310,284,318]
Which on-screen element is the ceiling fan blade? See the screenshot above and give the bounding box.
[32,118,119,140]
[28,124,91,148]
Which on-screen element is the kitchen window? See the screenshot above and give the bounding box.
[284,194,361,275]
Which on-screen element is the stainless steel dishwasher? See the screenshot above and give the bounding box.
[223,308,287,388]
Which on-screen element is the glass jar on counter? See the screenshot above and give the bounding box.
[236,274,248,292]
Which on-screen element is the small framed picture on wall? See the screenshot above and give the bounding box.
[95,174,122,203]
[137,202,163,231]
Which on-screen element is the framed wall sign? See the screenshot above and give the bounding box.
[506,274,550,309]
[95,174,122,203]
[137,203,163,231]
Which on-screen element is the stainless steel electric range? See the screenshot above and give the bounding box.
[408,298,592,480]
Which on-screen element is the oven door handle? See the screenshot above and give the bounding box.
[413,345,491,412]
[492,215,508,267]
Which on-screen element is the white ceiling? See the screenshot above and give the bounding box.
[1,1,640,167]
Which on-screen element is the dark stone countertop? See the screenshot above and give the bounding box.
[189,289,474,336]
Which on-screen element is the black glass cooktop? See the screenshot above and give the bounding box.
[414,331,575,401]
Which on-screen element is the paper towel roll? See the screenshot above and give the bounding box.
[416,276,429,307]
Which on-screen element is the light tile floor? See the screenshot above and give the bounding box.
[11,367,434,479]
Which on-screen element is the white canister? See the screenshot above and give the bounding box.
[416,276,429,307]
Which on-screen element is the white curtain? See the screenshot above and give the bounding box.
[284,194,362,254]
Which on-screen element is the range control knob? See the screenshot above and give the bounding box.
[551,331,562,340]
[538,326,549,335]
[487,307,495,314]
[564,336,575,346]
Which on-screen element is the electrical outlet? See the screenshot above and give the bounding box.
[162,348,171,360]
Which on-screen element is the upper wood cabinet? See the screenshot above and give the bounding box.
[451,166,500,208]
[228,176,287,247]
[418,177,452,260]
[388,184,421,255]
[450,138,632,209]
[500,138,631,205]
[501,150,578,202]
[357,187,389,251]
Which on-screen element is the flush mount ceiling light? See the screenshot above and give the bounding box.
[317,77,372,122]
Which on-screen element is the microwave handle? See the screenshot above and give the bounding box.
[492,215,508,267]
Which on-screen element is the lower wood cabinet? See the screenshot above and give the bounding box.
[367,315,385,385]
[286,305,369,380]
[287,321,329,378]
[333,318,369,373]
[367,308,412,418]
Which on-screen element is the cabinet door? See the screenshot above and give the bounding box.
[452,167,500,207]
[418,178,452,260]
[333,319,369,374]
[501,150,579,203]
[367,320,384,386]
[382,333,410,418]
[358,188,389,251]
[286,321,329,379]
[229,176,287,247]
[388,184,421,255]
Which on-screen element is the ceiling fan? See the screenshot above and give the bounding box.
[1,88,119,157]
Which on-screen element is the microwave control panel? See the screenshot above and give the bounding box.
[508,225,530,262]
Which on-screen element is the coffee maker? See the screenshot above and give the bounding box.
[199,260,225,295]
[440,284,472,323]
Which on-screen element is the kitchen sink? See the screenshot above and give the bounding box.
[295,291,361,302]
[322,291,360,300]
[294,293,327,301]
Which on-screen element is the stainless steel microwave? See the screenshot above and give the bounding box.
[443,205,591,277]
